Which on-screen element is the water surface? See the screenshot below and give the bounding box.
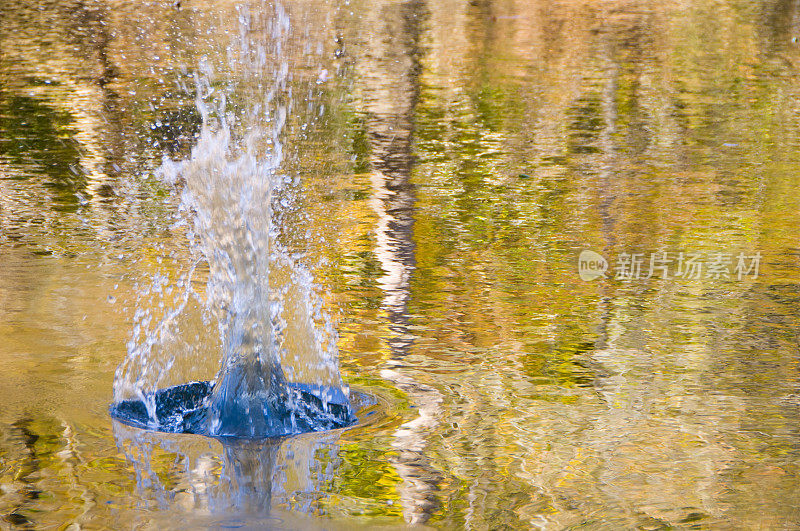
[1,0,800,528]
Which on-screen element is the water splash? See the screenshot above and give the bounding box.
[111,1,354,438]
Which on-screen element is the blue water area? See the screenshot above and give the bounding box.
[109,381,357,438]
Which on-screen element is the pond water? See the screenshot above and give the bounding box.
[2,0,800,528]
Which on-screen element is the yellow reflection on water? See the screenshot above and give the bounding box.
[1,0,800,528]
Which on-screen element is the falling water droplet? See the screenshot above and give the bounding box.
[111,0,355,439]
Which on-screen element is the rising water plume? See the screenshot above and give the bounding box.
[111,1,355,438]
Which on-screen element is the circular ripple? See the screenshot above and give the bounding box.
[110,381,362,439]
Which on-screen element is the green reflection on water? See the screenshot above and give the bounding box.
[0,92,83,204]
